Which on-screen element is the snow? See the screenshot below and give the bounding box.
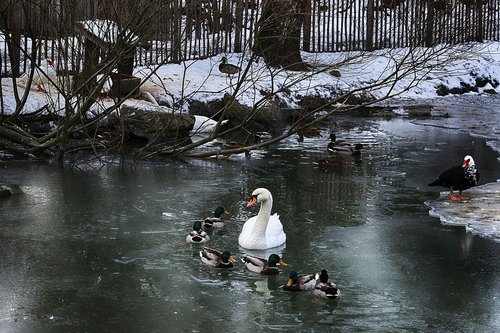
[1,39,500,241]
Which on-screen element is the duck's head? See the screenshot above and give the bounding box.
[221,251,237,264]
[463,155,475,168]
[319,269,329,283]
[268,254,286,267]
[286,271,299,286]
[247,188,272,207]
[214,206,229,218]
[354,143,363,151]
[329,133,336,142]
[192,220,203,232]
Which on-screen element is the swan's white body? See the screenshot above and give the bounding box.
[238,188,286,250]
[19,59,58,92]
[192,115,228,134]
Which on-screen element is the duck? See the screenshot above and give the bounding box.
[199,247,236,268]
[297,127,322,142]
[282,271,318,291]
[219,56,240,78]
[202,206,230,229]
[238,188,286,250]
[186,221,210,244]
[313,269,341,299]
[327,133,363,156]
[242,253,286,275]
[428,155,480,201]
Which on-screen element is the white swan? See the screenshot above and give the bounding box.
[192,115,228,134]
[238,188,286,250]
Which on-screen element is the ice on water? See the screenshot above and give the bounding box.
[425,181,500,242]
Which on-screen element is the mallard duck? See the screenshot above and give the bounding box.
[428,155,480,201]
[219,56,240,78]
[313,269,341,299]
[282,271,318,291]
[242,253,286,275]
[199,247,236,268]
[186,221,210,244]
[327,134,363,156]
[297,127,322,142]
[238,188,286,250]
[202,206,230,229]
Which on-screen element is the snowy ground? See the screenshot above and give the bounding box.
[1,41,500,241]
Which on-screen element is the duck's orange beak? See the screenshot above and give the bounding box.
[286,278,293,286]
[279,259,287,266]
[247,196,257,207]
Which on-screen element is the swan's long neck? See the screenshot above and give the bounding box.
[252,197,273,236]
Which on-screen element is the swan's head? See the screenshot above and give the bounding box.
[462,155,475,168]
[246,188,272,207]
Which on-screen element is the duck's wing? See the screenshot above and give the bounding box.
[298,273,318,290]
[242,255,267,272]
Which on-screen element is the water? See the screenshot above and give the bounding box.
[1,113,499,332]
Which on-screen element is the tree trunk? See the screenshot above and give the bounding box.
[253,0,308,71]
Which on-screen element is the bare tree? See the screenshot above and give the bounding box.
[253,0,308,71]
[0,0,481,165]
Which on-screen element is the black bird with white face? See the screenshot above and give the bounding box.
[428,155,480,201]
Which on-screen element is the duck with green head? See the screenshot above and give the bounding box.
[202,206,230,229]
[199,247,236,268]
[282,271,317,291]
[327,133,363,156]
[186,221,210,244]
[242,253,286,275]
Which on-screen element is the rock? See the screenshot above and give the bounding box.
[189,94,286,137]
[329,69,341,77]
[109,104,195,143]
[0,184,23,197]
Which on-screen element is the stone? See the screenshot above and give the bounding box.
[0,184,23,197]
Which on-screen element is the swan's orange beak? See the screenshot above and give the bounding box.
[247,196,257,207]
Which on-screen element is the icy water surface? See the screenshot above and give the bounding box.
[0,114,499,332]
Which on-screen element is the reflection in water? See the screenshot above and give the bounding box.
[0,116,499,332]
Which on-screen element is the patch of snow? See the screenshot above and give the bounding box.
[425,181,500,242]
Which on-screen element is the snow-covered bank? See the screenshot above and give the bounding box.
[3,42,500,116]
[425,182,500,242]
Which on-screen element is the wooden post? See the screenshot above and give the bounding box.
[234,0,243,52]
[425,0,434,47]
[302,0,311,52]
[366,0,374,51]
[80,38,99,96]
[9,3,22,77]
[475,0,483,42]
[172,0,181,62]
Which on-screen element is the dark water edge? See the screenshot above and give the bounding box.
[0,113,499,333]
